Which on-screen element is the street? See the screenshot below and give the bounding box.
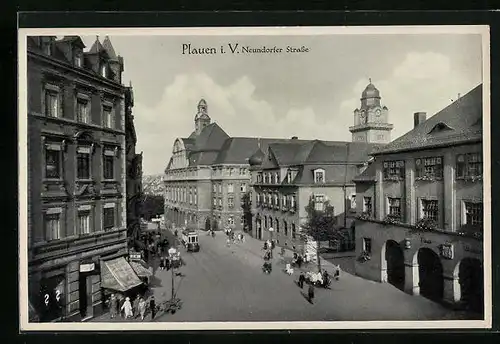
[93,228,477,322]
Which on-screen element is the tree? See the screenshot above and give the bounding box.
[140,194,164,221]
[241,191,253,232]
[303,196,342,272]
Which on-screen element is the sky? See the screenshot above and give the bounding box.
[81,32,483,176]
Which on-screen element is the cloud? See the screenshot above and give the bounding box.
[338,51,482,142]
[136,51,481,175]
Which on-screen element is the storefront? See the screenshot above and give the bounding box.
[100,256,144,305]
[37,273,66,322]
[78,260,99,321]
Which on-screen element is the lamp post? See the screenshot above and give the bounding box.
[268,227,274,256]
[167,247,177,300]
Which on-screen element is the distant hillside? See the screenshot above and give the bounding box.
[142,174,164,196]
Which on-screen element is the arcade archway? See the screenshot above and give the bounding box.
[417,248,444,302]
[385,240,405,291]
[458,258,483,313]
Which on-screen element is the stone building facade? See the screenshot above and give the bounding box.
[27,36,141,322]
[124,84,143,245]
[353,84,484,314]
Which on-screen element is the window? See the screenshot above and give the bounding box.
[228,197,234,209]
[103,106,114,129]
[213,184,216,193]
[314,169,325,183]
[228,216,234,226]
[350,194,357,210]
[292,223,296,239]
[218,198,222,207]
[314,195,325,211]
[218,184,222,193]
[383,160,405,180]
[213,197,217,207]
[363,238,372,254]
[282,195,287,208]
[388,198,401,218]
[74,53,83,67]
[456,153,482,178]
[240,183,247,192]
[45,145,62,179]
[45,90,59,118]
[274,194,279,207]
[103,205,115,231]
[101,64,107,78]
[284,221,288,236]
[421,199,438,221]
[256,193,261,205]
[194,188,197,205]
[275,172,280,184]
[291,195,296,211]
[103,149,115,180]
[464,202,483,226]
[416,157,443,179]
[78,209,92,235]
[264,173,269,184]
[44,209,61,241]
[228,183,234,193]
[257,173,263,183]
[363,197,372,214]
[275,220,280,233]
[287,170,292,183]
[189,188,193,205]
[77,147,91,180]
[77,98,90,124]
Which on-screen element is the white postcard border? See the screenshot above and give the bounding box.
[18,25,491,331]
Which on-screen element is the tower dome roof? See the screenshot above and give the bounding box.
[198,99,207,106]
[361,82,380,99]
[248,148,264,166]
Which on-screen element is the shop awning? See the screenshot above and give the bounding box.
[100,257,143,292]
[130,260,153,278]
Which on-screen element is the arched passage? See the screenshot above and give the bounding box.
[385,240,405,291]
[417,248,444,302]
[458,258,483,313]
[256,217,262,240]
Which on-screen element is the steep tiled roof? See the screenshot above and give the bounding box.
[376,84,482,154]
[194,123,229,151]
[88,38,107,55]
[102,36,118,60]
[181,138,195,151]
[297,164,362,184]
[214,137,258,164]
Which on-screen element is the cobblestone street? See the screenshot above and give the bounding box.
[92,228,477,322]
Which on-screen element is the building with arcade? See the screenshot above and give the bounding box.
[353,84,484,314]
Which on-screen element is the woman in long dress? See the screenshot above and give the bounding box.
[121,297,134,318]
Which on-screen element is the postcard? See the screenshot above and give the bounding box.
[18,25,491,331]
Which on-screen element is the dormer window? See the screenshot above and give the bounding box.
[74,53,83,67]
[314,169,325,184]
[101,64,107,78]
[287,170,293,183]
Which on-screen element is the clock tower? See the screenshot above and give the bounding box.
[349,80,393,143]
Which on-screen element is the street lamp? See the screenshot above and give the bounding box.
[268,227,274,255]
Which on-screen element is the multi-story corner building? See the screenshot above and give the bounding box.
[164,99,259,231]
[27,36,142,322]
[354,84,484,314]
[124,84,144,245]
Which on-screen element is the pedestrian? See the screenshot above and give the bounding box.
[174,229,178,237]
[226,238,231,247]
[242,234,245,243]
[334,265,340,281]
[150,296,156,320]
[308,284,315,304]
[138,297,146,320]
[298,272,305,289]
[271,240,275,250]
[133,296,140,317]
[166,257,171,271]
[297,255,303,268]
[159,257,165,270]
[121,297,133,318]
[280,245,285,257]
[109,294,117,319]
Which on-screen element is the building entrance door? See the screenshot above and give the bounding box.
[417,248,444,302]
[79,274,94,320]
[385,240,405,291]
[459,258,483,314]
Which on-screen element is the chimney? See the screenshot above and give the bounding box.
[291,136,298,140]
[414,112,427,128]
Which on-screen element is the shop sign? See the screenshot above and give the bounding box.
[420,237,432,244]
[129,252,142,260]
[79,262,95,272]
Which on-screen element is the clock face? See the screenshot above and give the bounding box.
[360,111,366,118]
[376,109,381,116]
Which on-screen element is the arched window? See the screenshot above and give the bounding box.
[101,64,107,78]
[284,220,288,236]
[275,219,280,233]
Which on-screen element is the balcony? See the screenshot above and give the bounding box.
[31,227,127,264]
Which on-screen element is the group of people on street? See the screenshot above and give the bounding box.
[107,294,157,321]
[225,228,245,247]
